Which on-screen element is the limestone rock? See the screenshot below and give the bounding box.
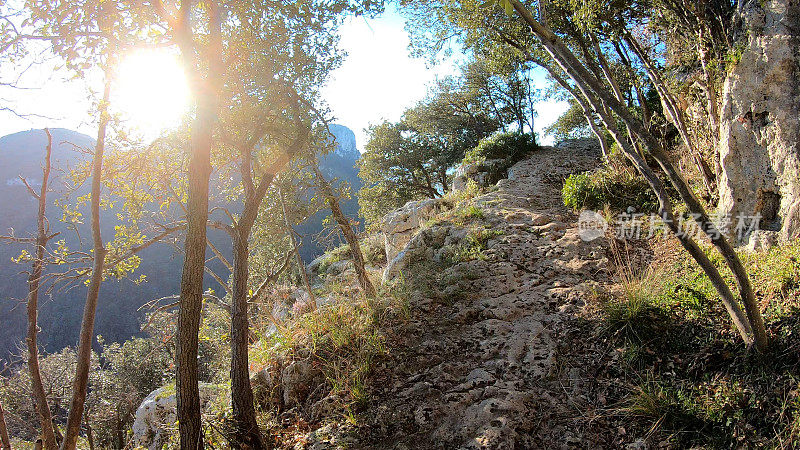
[717,0,800,243]
[451,159,507,192]
[282,359,322,408]
[382,198,448,263]
[131,383,226,450]
[746,229,781,251]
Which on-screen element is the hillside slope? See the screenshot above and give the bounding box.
[0,125,361,360]
[298,141,612,448]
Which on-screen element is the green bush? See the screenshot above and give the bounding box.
[562,166,659,212]
[463,131,537,166]
[562,172,599,210]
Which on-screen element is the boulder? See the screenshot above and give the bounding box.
[282,359,323,408]
[131,383,226,450]
[382,224,468,282]
[451,159,507,192]
[717,0,800,244]
[746,229,781,251]
[381,198,447,262]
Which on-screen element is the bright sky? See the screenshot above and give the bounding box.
[0,8,567,147]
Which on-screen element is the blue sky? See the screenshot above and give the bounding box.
[0,8,567,147]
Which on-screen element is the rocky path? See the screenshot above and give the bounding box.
[333,141,613,449]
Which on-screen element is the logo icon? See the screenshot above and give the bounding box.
[578,210,607,241]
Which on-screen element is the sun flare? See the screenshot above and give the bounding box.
[113,50,190,136]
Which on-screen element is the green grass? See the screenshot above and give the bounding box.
[250,282,409,421]
[317,236,388,273]
[449,226,503,263]
[600,239,800,447]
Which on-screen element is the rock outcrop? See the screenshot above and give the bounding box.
[382,198,449,263]
[451,158,507,192]
[717,0,800,244]
[131,383,226,450]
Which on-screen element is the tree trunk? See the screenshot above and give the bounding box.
[61,80,111,450]
[594,101,753,342]
[176,4,223,447]
[698,29,721,139]
[0,399,11,450]
[84,425,94,450]
[227,110,309,448]
[25,129,58,450]
[508,0,767,350]
[313,166,376,297]
[280,188,316,307]
[229,230,267,449]
[176,98,215,449]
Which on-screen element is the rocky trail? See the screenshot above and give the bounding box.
[310,141,616,449]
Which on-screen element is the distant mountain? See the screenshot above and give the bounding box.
[0,125,363,359]
[0,129,194,361]
[326,124,360,160]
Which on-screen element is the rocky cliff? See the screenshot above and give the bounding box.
[717,0,800,243]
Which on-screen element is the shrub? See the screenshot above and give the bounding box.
[562,172,598,210]
[562,166,659,212]
[318,237,387,273]
[463,131,537,166]
[602,286,668,343]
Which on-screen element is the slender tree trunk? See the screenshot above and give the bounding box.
[438,168,449,194]
[508,0,767,350]
[586,112,609,161]
[84,425,94,450]
[313,166,376,297]
[698,30,721,138]
[51,423,62,446]
[279,188,316,307]
[625,33,717,199]
[24,129,58,450]
[590,36,646,160]
[176,3,223,447]
[227,111,309,448]
[229,230,267,449]
[525,73,536,134]
[61,80,111,450]
[0,399,11,450]
[595,103,753,342]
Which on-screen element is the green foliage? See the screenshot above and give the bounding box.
[543,99,595,141]
[724,42,747,73]
[358,79,501,226]
[316,236,387,274]
[562,166,659,212]
[361,236,388,266]
[562,172,596,209]
[443,179,483,206]
[463,131,537,166]
[623,380,709,435]
[450,226,504,263]
[588,239,800,446]
[458,205,485,221]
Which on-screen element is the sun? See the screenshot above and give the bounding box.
[113,49,190,137]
